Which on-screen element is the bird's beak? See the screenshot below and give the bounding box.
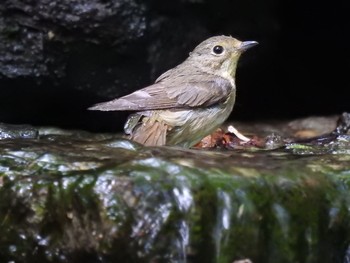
[238,41,259,51]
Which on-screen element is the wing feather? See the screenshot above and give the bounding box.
[88,75,233,111]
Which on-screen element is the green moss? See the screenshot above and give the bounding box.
[1,129,350,262]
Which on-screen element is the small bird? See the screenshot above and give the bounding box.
[89,35,258,147]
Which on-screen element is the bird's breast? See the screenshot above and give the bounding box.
[157,89,236,147]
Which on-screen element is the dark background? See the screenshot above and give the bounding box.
[0,0,349,132]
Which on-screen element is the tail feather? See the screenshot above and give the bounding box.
[88,98,138,111]
[129,117,168,146]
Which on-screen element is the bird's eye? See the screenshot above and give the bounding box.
[212,45,224,55]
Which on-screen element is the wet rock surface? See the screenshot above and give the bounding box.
[0,122,39,140]
[0,0,149,130]
[1,115,350,263]
[0,0,146,79]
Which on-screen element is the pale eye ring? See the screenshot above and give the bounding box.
[212,45,224,55]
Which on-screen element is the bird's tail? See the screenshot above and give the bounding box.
[128,116,168,146]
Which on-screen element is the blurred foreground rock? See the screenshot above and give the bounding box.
[1,115,350,263]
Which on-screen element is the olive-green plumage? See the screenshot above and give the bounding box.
[89,35,258,147]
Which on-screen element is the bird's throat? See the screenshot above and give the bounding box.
[221,54,241,79]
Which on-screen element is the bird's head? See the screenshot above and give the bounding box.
[189,35,258,79]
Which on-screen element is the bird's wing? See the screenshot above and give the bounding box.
[88,76,233,111]
[165,76,233,107]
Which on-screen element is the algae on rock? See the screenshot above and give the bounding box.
[1,119,350,263]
